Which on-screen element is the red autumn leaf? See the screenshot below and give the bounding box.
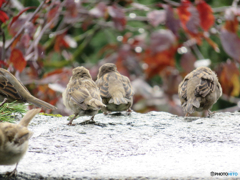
[47,3,60,28]
[9,18,26,36]
[150,29,176,54]
[144,46,177,79]
[177,0,191,28]
[161,67,182,98]
[0,60,8,67]
[0,10,9,23]
[108,5,126,31]
[180,49,196,74]
[89,2,107,18]
[10,36,21,50]
[54,34,70,52]
[9,49,27,72]
[220,28,240,62]
[224,18,238,33]
[65,0,80,18]
[223,7,239,33]
[20,33,31,48]
[9,7,36,28]
[196,0,214,31]
[185,5,200,34]
[217,61,240,96]
[41,68,72,87]
[147,10,165,27]
[164,5,181,37]
[0,0,6,8]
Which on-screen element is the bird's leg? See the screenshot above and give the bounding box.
[67,114,78,126]
[126,108,132,115]
[80,116,96,125]
[6,163,18,177]
[184,113,189,118]
[0,98,7,108]
[101,106,109,115]
[207,110,215,118]
[103,111,109,115]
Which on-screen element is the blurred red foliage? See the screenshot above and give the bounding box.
[0,0,239,115]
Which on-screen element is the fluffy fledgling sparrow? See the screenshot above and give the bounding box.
[62,66,106,125]
[0,108,41,176]
[178,67,222,117]
[96,63,134,115]
[0,68,56,110]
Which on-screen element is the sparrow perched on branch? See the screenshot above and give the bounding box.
[178,67,222,117]
[0,68,57,110]
[62,66,106,125]
[96,63,134,115]
[0,108,41,176]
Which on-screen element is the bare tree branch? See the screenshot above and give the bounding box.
[5,1,45,51]
[0,23,6,61]
[162,0,180,6]
[221,94,240,104]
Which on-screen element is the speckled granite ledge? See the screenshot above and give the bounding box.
[1,111,240,180]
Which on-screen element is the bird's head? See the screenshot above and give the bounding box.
[72,66,91,79]
[97,63,117,79]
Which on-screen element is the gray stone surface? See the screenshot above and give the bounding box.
[0,111,240,180]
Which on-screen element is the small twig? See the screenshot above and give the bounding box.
[0,22,6,61]
[217,105,240,112]
[127,16,148,22]
[5,1,45,51]
[192,44,204,60]
[221,94,240,104]
[49,26,70,38]
[26,10,60,55]
[162,0,180,6]
[232,0,239,7]
[3,0,10,8]
[0,98,7,108]
[212,6,240,13]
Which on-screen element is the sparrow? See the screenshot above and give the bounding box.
[0,68,57,110]
[96,63,134,115]
[0,108,41,176]
[178,66,222,117]
[62,66,106,125]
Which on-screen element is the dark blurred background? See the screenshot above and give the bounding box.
[0,0,239,116]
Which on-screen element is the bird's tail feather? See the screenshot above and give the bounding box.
[109,97,129,105]
[19,108,41,127]
[88,99,106,109]
[29,98,57,110]
[186,98,200,114]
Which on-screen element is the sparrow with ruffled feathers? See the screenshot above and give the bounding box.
[62,66,106,125]
[178,67,222,117]
[0,108,41,176]
[96,63,134,115]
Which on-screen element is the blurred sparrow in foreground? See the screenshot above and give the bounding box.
[96,63,134,115]
[62,67,106,125]
[178,67,222,117]
[0,68,56,110]
[0,108,41,176]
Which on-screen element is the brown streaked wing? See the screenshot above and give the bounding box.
[96,74,111,98]
[69,88,89,110]
[195,76,214,98]
[179,79,188,100]
[121,75,134,97]
[84,79,102,101]
[0,74,22,100]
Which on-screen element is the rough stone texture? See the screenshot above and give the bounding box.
[0,111,240,180]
